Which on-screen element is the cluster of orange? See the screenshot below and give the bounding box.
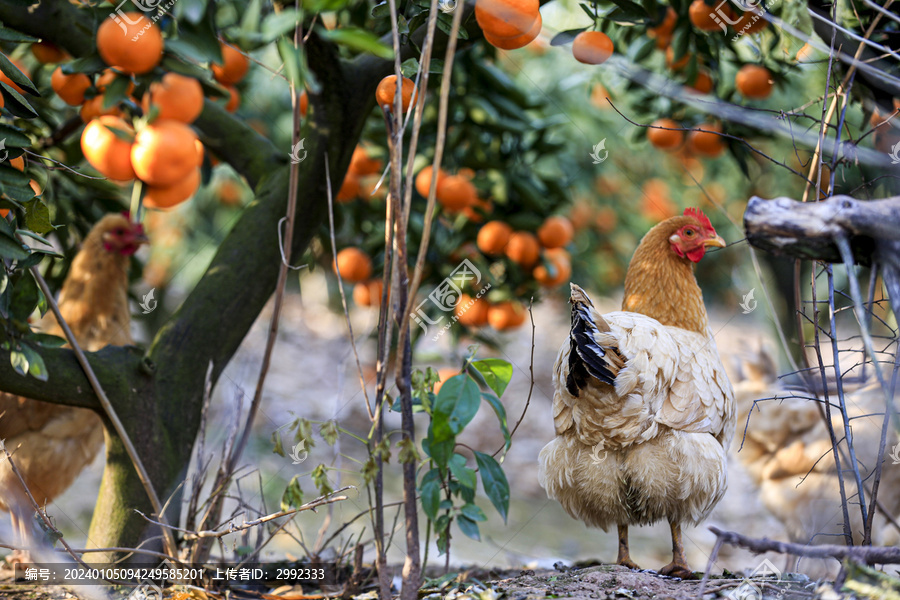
[51,14,252,210]
[647,118,726,158]
[651,5,774,100]
[336,146,384,202]
[414,165,489,218]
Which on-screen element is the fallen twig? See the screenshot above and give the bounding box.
[709,526,900,565]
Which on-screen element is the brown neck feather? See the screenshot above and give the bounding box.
[621,222,709,335]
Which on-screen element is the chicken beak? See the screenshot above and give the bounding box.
[703,235,726,249]
[133,232,149,245]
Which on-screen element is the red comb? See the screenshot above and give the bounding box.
[683,207,712,229]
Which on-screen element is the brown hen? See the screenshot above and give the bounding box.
[538,208,734,578]
[0,214,146,556]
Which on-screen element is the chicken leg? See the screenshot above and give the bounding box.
[616,524,641,570]
[658,521,693,579]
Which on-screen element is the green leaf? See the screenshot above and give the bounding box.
[176,0,208,24]
[448,453,476,490]
[319,420,339,445]
[371,1,389,18]
[280,475,304,511]
[10,349,28,376]
[0,52,38,97]
[0,82,37,119]
[261,9,300,42]
[0,123,32,148]
[550,28,585,47]
[397,437,420,463]
[0,231,29,261]
[101,74,131,110]
[60,54,106,74]
[277,37,304,90]
[240,0,262,31]
[627,36,657,63]
[311,463,333,496]
[457,515,480,541]
[19,344,47,381]
[607,0,648,18]
[24,199,53,235]
[419,468,442,520]
[272,430,286,457]
[318,27,393,59]
[30,333,67,348]
[436,13,468,39]
[459,503,487,522]
[470,358,513,398]
[9,271,39,322]
[0,27,38,43]
[474,451,509,523]
[435,374,481,434]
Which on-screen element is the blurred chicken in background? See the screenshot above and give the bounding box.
[0,214,147,562]
[732,345,900,559]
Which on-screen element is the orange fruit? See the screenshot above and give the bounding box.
[505,231,540,267]
[336,175,361,202]
[641,178,676,221]
[96,12,163,74]
[51,66,90,106]
[475,0,539,40]
[688,123,725,157]
[0,209,8,217]
[477,220,512,255]
[0,56,29,95]
[433,367,461,394]
[79,95,123,122]
[647,118,684,151]
[455,293,490,327]
[436,175,477,212]
[212,43,249,85]
[736,10,767,34]
[533,248,571,287]
[648,7,677,39]
[216,178,243,206]
[572,31,614,65]
[415,165,447,197]
[735,64,773,99]
[484,13,542,50]
[80,115,136,181]
[300,91,309,117]
[334,247,373,283]
[665,46,690,70]
[8,156,23,171]
[462,197,492,223]
[348,146,383,177]
[487,300,526,331]
[144,168,201,209]
[31,42,68,64]
[353,279,384,307]
[142,72,204,124]
[375,75,416,112]
[224,86,240,112]
[688,69,713,94]
[97,68,135,96]
[688,0,720,31]
[130,120,201,186]
[537,215,573,249]
[595,206,617,232]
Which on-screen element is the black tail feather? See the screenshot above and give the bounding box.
[565,288,619,396]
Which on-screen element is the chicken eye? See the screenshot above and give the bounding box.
[683,228,695,237]
[115,227,125,235]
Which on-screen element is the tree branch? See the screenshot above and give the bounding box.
[709,526,900,565]
[743,194,900,264]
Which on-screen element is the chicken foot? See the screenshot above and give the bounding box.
[615,524,641,570]
[658,521,693,579]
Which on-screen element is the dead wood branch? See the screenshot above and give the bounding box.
[744,195,900,265]
[709,526,900,565]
